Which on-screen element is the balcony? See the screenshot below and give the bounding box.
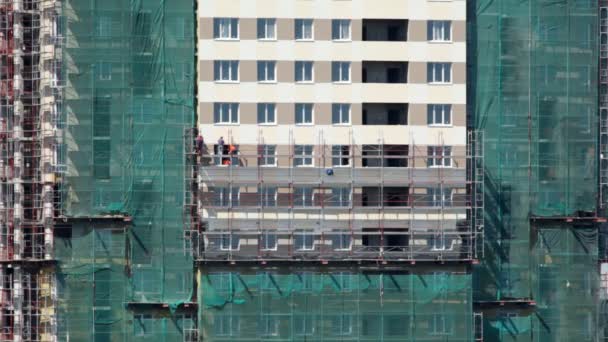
[363,19,408,42]
[363,103,408,125]
[362,61,408,83]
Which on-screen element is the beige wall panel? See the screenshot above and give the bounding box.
[408,20,426,42]
[277,18,294,40]
[315,61,331,83]
[240,60,257,82]
[453,62,466,84]
[453,104,466,126]
[453,21,466,42]
[315,19,331,41]
[278,103,295,125]
[199,17,213,40]
[409,104,427,126]
[241,18,257,40]
[278,61,294,83]
[240,103,257,124]
[199,60,213,82]
[408,62,427,84]
[315,103,332,125]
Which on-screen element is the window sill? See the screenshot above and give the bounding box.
[332,81,352,84]
[332,123,352,126]
[295,123,314,126]
[258,123,277,126]
[258,38,278,42]
[332,39,352,43]
[258,81,277,84]
[260,165,278,168]
[295,39,315,42]
[214,80,240,84]
[428,82,453,85]
[295,81,315,84]
[428,124,453,128]
[428,40,453,44]
[213,123,240,126]
[214,38,240,41]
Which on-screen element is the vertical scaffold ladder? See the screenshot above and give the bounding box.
[599,5,608,208]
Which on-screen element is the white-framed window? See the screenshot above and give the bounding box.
[333,232,352,251]
[332,62,351,83]
[220,233,240,251]
[258,145,277,167]
[294,230,315,251]
[331,187,351,207]
[427,63,452,83]
[295,61,314,83]
[428,21,452,42]
[332,19,351,41]
[257,18,277,40]
[427,104,452,126]
[295,19,314,41]
[332,104,351,125]
[332,145,350,167]
[294,145,314,167]
[214,60,239,82]
[427,146,452,167]
[294,187,314,207]
[257,103,276,125]
[95,16,112,37]
[258,185,277,206]
[428,187,453,207]
[257,61,276,83]
[260,231,278,251]
[260,315,280,337]
[214,314,240,337]
[295,103,313,125]
[332,314,354,336]
[214,18,239,39]
[213,103,239,124]
[98,62,112,80]
[294,315,315,336]
[212,187,240,206]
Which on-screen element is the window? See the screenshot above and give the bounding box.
[430,314,454,335]
[294,145,314,167]
[333,232,352,251]
[427,104,452,126]
[214,60,239,82]
[332,104,351,125]
[332,62,351,83]
[258,185,277,207]
[214,18,239,39]
[294,187,314,207]
[295,19,314,40]
[134,314,154,337]
[332,314,354,336]
[331,187,351,207]
[98,62,111,80]
[427,146,452,167]
[220,233,240,251]
[294,230,315,251]
[212,187,239,206]
[258,145,277,167]
[260,231,277,251]
[294,315,315,336]
[95,16,112,37]
[295,61,314,83]
[257,103,276,124]
[213,103,239,124]
[257,18,276,40]
[295,103,313,125]
[332,145,350,166]
[332,19,351,41]
[260,315,280,337]
[428,21,451,42]
[427,63,452,83]
[214,315,239,337]
[257,61,276,83]
[428,188,452,207]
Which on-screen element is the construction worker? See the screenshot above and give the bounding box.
[216,136,225,165]
[195,134,204,157]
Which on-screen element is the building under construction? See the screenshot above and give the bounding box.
[0,0,603,341]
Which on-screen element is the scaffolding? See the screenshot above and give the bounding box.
[187,130,484,263]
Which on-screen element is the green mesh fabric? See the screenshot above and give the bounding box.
[469,0,599,339]
[56,0,195,339]
[200,271,472,341]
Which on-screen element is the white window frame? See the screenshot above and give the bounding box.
[214,18,239,40]
[220,233,240,251]
[333,232,352,251]
[213,187,240,206]
[428,187,453,207]
[258,185,278,206]
[257,18,277,41]
[214,60,239,83]
[98,62,112,81]
[331,187,352,207]
[332,104,351,125]
[213,103,239,125]
[260,230,278,251]
[293,187,314,207]
[294,145,314,167]
[332,145,350,167]
[295,61,314,83]
[428,62,452,84]
[427,104,452,126]
[428,146,453,168]
[332,19,352,41]
[295,103,314,125]
[259,145,277,167]
[294,314,315,336]
[257,103,276,125]
[294,231,315,251]
[428,21,452,42]
[332,62,351,83]
[257,60,277,83]
[430,313,454,335]
[295,19,314,41]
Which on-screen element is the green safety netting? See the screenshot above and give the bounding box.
[200,271,472,341]
[469,0,599,339]
[56,0,195,340]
